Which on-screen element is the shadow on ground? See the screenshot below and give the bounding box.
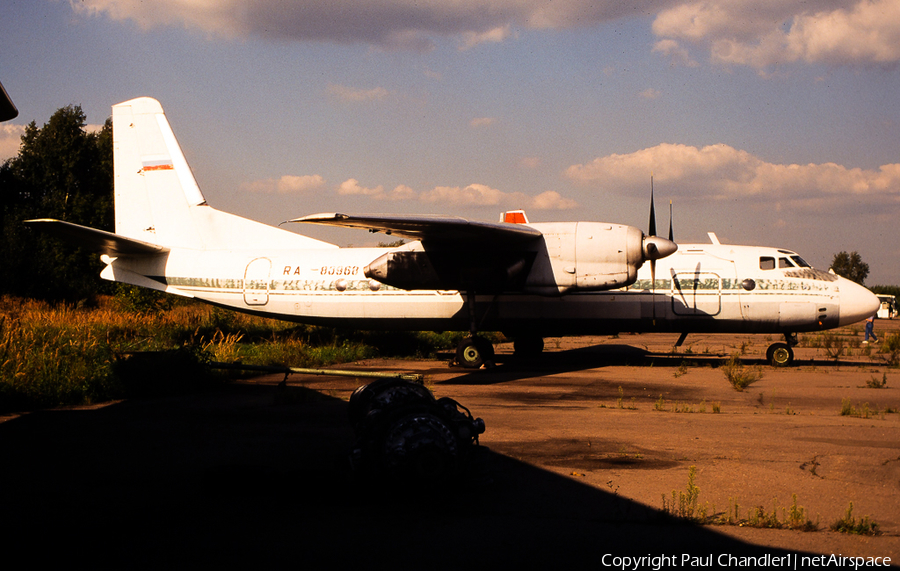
[1,383,809,566]
[436,342,862,386]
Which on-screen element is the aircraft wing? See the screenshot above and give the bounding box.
[289,213,542,245]
[24,219,169,256]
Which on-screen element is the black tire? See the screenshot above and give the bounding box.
[456,336,494,368]
[456,337,484,369]
[766,343,794,367]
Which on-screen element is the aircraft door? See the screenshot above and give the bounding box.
[671,272,721,316]
[243,257,272,306]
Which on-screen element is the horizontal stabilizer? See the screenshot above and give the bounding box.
[100,263,191,297]
[289,213,542,245]
[24,219,168,256]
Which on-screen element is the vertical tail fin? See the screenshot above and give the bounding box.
[113,97,206,247]
[112,97,335,251]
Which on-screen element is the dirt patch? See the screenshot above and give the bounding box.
[2,326,899,564]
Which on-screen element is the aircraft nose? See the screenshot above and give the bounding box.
[837,277,880,326]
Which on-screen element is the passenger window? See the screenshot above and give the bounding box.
[779,257,794,268]
[759,257,775,270]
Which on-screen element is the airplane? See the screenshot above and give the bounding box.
[26,97,879,370]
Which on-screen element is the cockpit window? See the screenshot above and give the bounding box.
[790,255,811,268]
[778,257,795,268]
[759,257,775,270]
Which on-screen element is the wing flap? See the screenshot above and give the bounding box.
[288,213,542,245]
[25,219,169,256]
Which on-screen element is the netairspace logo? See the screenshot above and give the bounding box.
[600,553,892,570]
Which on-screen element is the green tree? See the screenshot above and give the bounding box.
[0,105,112,300]
[830,251,869,286]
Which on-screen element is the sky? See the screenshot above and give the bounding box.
[2,0,899,284]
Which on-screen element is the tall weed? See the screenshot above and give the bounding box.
[1,295,468,410]
[722,352,763,391]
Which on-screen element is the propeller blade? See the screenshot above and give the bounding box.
[642,176,677,266]
[668,200,674,242]
[651,258,656,326]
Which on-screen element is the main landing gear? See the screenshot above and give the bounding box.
[451,292,548,369]
[454,334,546,369]
[455,336,495,369]
[453,292,498,369]
[766,333,798,367]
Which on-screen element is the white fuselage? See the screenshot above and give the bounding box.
[92,97,878,340]
[108,240,875,337]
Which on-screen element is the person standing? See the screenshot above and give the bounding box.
[864,314,878,344]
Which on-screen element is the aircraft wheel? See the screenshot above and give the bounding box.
[513,336,544,357]
[456,337,493,369]
[766,343,794,367]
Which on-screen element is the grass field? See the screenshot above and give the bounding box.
[0,294,465,410]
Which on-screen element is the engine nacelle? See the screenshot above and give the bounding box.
[363,221,674,296]
[364,244,534,293]
[523,222,646,295]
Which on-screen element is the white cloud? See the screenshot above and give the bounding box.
[418,183,577,209]
[242,174,325,194]
[72,0,900,67]
[70,0,675,50]
[420,183,509,206]
[328,84,390,103]
[565,143,900,212]
[337,178,385,196]
[653,0,900,69]
[639,88,661,99]
[387,184,417,201]
[329,178,578,209]
[530,190,578,210]
[470,117,497,128]
[459,25,515,50]
[652,39,699,67]
[0,124,25,162]
[333,180,414,201]
[786,0,900,65]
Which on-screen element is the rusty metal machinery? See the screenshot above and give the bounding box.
[347,379,485,484]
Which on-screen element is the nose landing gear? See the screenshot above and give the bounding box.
[766,333,798,367]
